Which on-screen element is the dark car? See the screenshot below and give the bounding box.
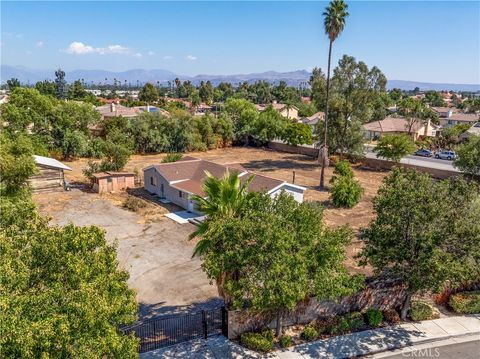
[414,149,433,157]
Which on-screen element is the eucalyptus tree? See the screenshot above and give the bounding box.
[319,0,349,188]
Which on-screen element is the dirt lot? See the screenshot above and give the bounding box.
[62,147,388,272]
[34,189,221,319]
[34,147,387,318]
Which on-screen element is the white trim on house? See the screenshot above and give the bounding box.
[267,182,307,195]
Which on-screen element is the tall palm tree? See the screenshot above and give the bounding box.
[319,0,349,188]
[189,171,254,304]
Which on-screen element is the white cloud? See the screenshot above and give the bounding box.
[36,41,44,48]
[185,54,197,61]
[134,52,143,58]
[163,55,173,60]
[63,41,130,55]
[148,51,155,56]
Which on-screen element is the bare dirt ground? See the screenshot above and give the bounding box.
[34,147,387,318]
[34,189,221,319]
[62,147,388,273]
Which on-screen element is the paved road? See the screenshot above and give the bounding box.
[382,340,479,359]
[364,149,459,172]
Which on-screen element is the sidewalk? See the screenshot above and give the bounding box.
[140,315,480,359]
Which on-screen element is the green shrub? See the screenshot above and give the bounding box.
[261,328,274,342]
[333,160,354,179]
[410,301,434,321]
[162,152,183,163]
[449,291,480,314]
[123,196,147,212]
[301,326,319,341]
[240,332,273,352]
[382,309,401,325]
[314,316,340,334]
[344,312,365,331]
[365,308,383,327]
[279,335,292,348]
[330,175,364,208]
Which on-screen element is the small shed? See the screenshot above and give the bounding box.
[30,155,72,193]
[92,172,135,193]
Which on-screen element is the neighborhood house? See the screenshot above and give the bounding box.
[363,116,440,141]
[143,157,306,213]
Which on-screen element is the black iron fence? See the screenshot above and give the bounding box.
[122,307,227,353]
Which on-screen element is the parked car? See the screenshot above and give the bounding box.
[435,150,456,160]
[414,149,433,157]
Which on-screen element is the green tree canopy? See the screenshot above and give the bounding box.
[191,172,363,336]
[138,82,159,103]
[0,199,138,358]
[359,168,480,319]
[373,134,416,162]
[454,135,480,177]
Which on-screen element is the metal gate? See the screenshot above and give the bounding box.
[122,307,227,353]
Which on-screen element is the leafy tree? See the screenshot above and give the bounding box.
[423,91,447,107]
[199,80,214,104]
[309,67,327,111]
[281,122,313,146]
[61,129,88,159]
[6,78,20,90]
[162,153,183,163]
[55,68,67,99]
[389,88,403,103]
[192,188,363,336]
[373,134,416,162]
[224,98,259,144]
[138,82,159,103]
[297,102,317,118]
[68,79,88,100]
[0,132,38,195]
[329,160,363,207]
[0,202,138,358]
[35,80,56,96]
[252,106,289,144]
[319,0,349,188]
[359,168,480,319]
[454,135,480,177]
[397,98,436,133]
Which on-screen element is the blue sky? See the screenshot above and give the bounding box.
[1,1,479,83]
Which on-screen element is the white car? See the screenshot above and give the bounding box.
[435,150,456,160]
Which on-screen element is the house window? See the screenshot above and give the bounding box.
[150,176,156,186]
[179,191,183,198]
[161,183,164,192]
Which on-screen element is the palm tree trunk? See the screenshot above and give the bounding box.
[319,39,333,189]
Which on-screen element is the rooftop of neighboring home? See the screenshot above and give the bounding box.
[461,122,480,138]
[146,157,303,197]
[302,111,325,125]
[447,112,479,122]
[96,103,140,118]
[363,116,425,133]
[255,102,299,112]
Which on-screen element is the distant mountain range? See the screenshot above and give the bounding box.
[2,65,479,92]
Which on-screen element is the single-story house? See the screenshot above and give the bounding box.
[143,157,306,213]
[96,103,140,120]
[30,155,71,192]
[363,116,440,141]
[431,106,453,118]
[92,172,135,193]
[301,111,325,132]
[255,102,300,120]
[460,122,480,140]
[439,113,479,128]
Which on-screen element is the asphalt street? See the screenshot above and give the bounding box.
[379,340,480,359]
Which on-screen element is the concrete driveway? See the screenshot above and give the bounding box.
[34,189,221,319]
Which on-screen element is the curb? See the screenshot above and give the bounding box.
[366,332,480,358]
